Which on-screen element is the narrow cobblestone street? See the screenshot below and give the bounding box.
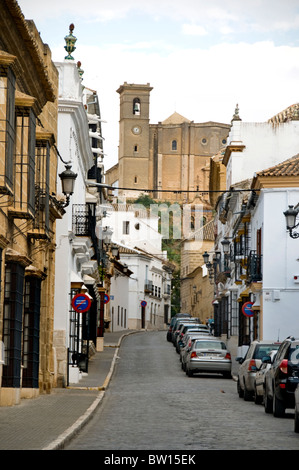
[66,331,299,451]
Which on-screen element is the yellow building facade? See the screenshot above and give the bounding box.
[0,0,63,405]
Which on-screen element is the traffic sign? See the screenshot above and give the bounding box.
[104,294,110,304]
[141,300,147,307]
[242,301,254,317]
[71,293,91,313]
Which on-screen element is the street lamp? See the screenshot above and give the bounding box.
[59,164,77,208]
[221,237,231,254]
[203,251,210,264]
[111,244,119,257]
[283,205,299,239]
[102,226,113,245]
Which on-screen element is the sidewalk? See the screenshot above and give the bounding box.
[0,330,135,451]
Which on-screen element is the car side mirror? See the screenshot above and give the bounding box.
[236,357,244,364]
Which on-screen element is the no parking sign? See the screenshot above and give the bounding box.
[141,300,147,307]
[242,301,254,317]
[71,293,91,313]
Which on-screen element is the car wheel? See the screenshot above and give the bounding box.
[273,393,285,418]
[294,405,299,433]
[222,372,231,379]
[254,384,263,404]
[264,386,273,413]
[187,368,193,377]
[237,378,244,398]
[243,382,253,401]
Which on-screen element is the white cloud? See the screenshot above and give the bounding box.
[182,24,208,36]
[16,0,299,171]
[65,39,299,169]
[18,0,299,35]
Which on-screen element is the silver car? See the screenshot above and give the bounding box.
[175,324,209,352]
[236,340,281,401]
[180,332,211,370]
[185,338,232,378]
[253,350,278,404]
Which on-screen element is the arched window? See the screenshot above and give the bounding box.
[172,140,177,151]
[133,98,140,115]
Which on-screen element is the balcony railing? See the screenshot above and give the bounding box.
[247,251,262,283]
[144,281,153,293]
[72,203,99,262]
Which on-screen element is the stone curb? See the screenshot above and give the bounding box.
[42,330,141,450]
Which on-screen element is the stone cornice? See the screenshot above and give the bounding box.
[3,0,56,103]
[223,143,246,167]
[5,248,32,267]
[252,175,299,190]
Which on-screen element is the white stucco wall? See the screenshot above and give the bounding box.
[99,206,171,330]
[227,120,299,187]
[251,188,299,341]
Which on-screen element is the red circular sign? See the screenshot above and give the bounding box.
[71,293,91,313]
[242,301,254,317]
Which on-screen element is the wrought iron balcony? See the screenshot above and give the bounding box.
[144,281,153,293]
[72,204,99,262]
[72,204,96,237]
[247,251,262,283]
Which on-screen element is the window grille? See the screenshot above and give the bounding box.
[68,288,89,378]
[22,276,41,388]
[2,262,25,388]
[0,66,15,194]
[12,106,36,218]
[31,139,50,238]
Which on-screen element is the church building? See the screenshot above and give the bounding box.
[105,82,230,206]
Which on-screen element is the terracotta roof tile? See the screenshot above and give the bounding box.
[256,154,299,177]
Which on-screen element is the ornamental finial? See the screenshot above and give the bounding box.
[64,23,77,60]
[231,103,242,123]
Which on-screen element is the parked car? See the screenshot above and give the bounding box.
[253,350,278,404]
[180,332,211,371]
[263,336,299,417]
[175,324,209,352]
[185,337,232,378]
[236,340,281,401]
[171,318,200,344]
[294,385,299,432]
[166,313,191,342]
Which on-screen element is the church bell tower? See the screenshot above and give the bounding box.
[117,82,153,199]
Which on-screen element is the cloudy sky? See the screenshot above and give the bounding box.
[17,0,299,170]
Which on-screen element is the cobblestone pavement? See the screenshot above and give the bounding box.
[66,331,299,451]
